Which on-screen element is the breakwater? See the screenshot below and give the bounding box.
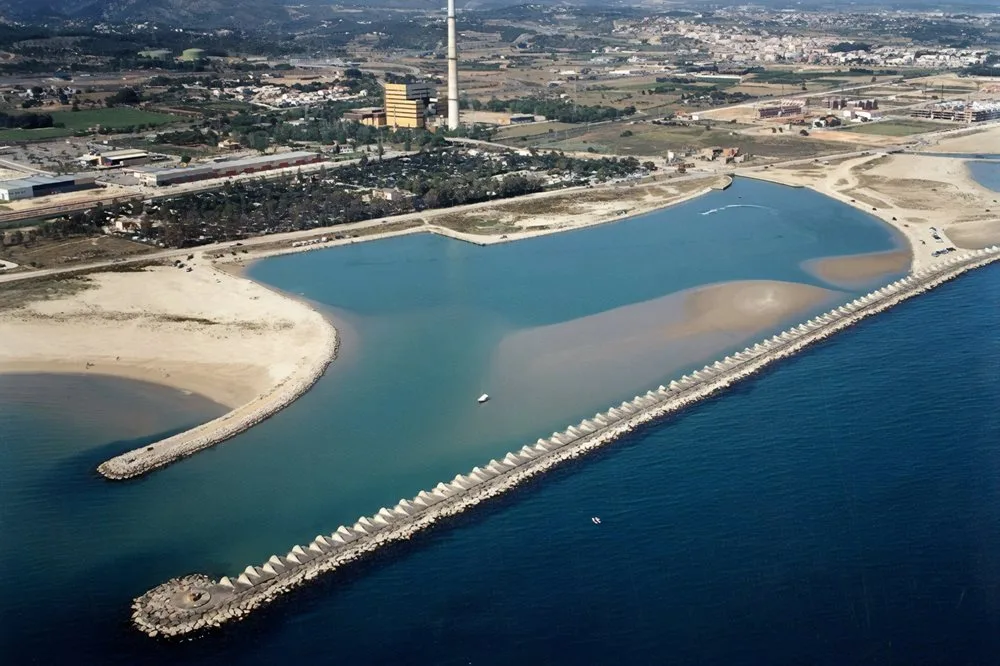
[131,247,1000,638]
[96,316,339,480]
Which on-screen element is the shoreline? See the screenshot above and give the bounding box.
[0,264,339,480]
[93,271,339,480]
[210,177,727,271]
[736,152,1000,272]
[7,172,896,480]
[96,327,338,480]
[130,246,1000,638]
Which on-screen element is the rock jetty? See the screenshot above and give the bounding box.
[97,321,339,480]
[131,247,1000,638]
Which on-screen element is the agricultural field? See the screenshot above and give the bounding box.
[49,108,178,130]
[494,121,578,140]
[839,119,943,136]
[0,127,74,141]
[0,108,180,142]
[533,121,870,159]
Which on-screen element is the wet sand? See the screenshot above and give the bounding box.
[802,249,910,288]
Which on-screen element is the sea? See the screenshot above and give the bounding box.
[1,177,998,665]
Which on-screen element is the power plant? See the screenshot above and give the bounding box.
[447,0,459,130]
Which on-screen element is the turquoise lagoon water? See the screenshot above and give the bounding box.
[967,159,1000,193]
[2,177,973,663]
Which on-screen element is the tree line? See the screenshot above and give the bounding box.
[0,110,54,129]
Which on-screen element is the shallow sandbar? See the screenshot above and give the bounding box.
[803,249,910,289]
[484,280,841,429]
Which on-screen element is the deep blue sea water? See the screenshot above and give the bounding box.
[2,180,998,664]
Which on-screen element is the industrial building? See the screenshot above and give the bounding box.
[911,100,1000,123]
[383,82,436,128]
[78,149,153,168]
[0,174,96,201]
[134,165,214,187]
[342,107,387,127]
[133,151,322,187]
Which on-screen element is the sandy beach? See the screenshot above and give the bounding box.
[919,123,1000,155]
[0,263,335,434]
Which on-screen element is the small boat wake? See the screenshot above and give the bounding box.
[700,204,774,216]
[591,516,602,525]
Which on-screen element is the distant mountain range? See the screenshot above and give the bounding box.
[0,0,606,26]
[0,0,299,26]
[1,0,997,28]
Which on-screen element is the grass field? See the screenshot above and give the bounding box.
[840,119,943,136]
[0,127,75,141]
[0,108,179,142]
[494,121,578,140]
[50,108,178,130]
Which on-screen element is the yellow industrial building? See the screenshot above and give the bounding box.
[383,82,436,128]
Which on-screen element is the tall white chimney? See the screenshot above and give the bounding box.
[447,0,459,130]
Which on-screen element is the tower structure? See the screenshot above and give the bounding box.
[447,0,459,130]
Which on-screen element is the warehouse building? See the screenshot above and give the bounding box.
[78,149,153,168]
[0,174,97,201]
[133,151,322,187]
[134,165,214,187]
[211,151,321,177]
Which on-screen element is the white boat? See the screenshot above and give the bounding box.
[477,393,490,404]
[591,517,601,525]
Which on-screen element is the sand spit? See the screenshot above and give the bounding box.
[0,265,337,479]
[803,250,910,288]
[131,247,1000,639]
